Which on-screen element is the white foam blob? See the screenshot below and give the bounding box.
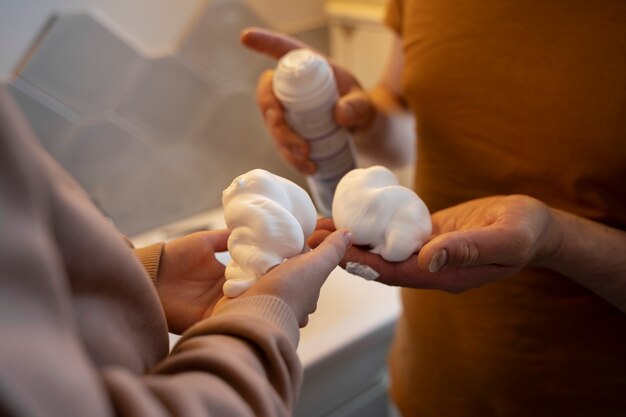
[222,169,317,298]
[332,166,432,262]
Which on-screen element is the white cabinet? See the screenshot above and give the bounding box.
[325,0,393,89]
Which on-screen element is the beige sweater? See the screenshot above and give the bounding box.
[0,86,301,417]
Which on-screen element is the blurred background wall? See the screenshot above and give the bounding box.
[0,0,331,235]
[0,0,395,236]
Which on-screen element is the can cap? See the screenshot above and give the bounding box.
[273,49,335,105]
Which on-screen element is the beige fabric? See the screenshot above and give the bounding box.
[0,86,301,417]
[384,1,626,416]
[135,242,165,284]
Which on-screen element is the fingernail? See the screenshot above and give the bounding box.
[428,249,448,273]
[346,262,379,281]
[343,230,353,247]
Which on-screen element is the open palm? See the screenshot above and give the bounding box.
[155,229,229,334]
[309,195,555,293]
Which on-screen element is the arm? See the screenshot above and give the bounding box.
[108,229,353,417]
[310,195,626,312]
[2,217,350,417]
[540,208,626,311]
[418,196,626,312]
[102,295,303,417]
[418,196,626,314]
[1,82,356,417]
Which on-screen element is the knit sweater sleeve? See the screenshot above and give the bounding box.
[0,85,302,417]
[102,295,302,417]
[134,242,165,284]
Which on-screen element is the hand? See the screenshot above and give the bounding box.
[216,229,352,326]
[155,230,230,334]
[240,27,376,174]
[309,195,558,293]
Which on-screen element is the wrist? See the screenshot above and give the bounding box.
[134,242,165,285]
[534,207,566,271]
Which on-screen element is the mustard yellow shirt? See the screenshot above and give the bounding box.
[385,1,626,415]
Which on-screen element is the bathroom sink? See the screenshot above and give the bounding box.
[132,208,401,417]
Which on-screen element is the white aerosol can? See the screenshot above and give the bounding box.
[273,48,358,216]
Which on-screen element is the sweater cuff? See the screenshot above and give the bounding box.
[212,295,300,347]
[134,242,165,285]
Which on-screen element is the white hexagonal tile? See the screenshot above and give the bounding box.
[118,54,216,144]
[18,13,144,115]
[193,90,304,192]
[56,115,153,231]
[180,0,274,87]
[118,143,224,235]
[7,78,78,158]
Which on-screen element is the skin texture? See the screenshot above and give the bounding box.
[156,230,229,334]
[156,229,352,333]
[310,195,626,312]
[309,195,553,293]
[216,229,352,327]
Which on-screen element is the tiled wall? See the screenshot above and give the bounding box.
[7,0,327,236]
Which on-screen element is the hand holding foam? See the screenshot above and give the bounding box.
[332,166,432,262]
[222,169,317,298]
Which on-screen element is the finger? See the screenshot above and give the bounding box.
[266,109,316,174]
[307,218,338,249]
[292,229,352,282]
[331,243,481,290]
[242,27,360,104]
[335,239,517,293]
[307,229,332,249]
[200,229,230,252]
[340,245,409,277]
[256,70,316,174]
[417,226,529,272]
[334,89,376,130]
[256,70,280,112]
[316,217,336,231]
[310,228,352,268]
[242,28,366,135]
[240,27,311,60]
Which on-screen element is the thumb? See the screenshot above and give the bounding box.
[334,89,376,131]
[249,229,352,326]
[292,229,352,283]
[203,229,230,253]
[240,27,312,60]
[311,228,352,266]
[418,226,523,272]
